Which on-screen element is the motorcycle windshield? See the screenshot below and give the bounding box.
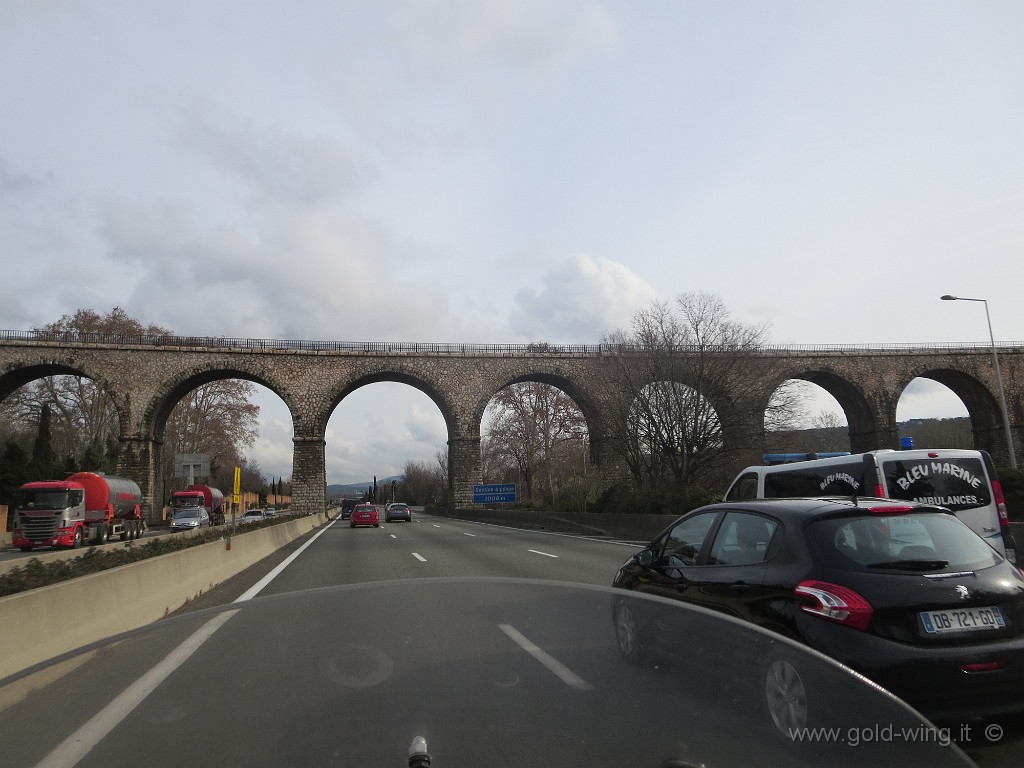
[0,578,974,768]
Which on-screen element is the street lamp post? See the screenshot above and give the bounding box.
[940,295,1017,469]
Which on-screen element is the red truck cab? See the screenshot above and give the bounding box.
[12,473,145,551]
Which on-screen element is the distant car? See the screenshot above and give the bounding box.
[611,497,1024,724]
[385,503,412,522]
[350,503,379,528]
[240,509,266,524]
[340,498,361,520]
[170,507,210,531]
[265,507,276,517]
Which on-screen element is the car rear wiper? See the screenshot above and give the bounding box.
[867,559,950,571]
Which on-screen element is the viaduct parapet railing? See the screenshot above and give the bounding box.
[3,328,1023,356]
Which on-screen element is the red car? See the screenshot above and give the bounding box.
[350,503,379,528]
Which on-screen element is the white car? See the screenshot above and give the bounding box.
[239,509,266,524]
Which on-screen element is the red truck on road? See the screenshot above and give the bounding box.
[12,472,146,551]
[169,484,226,526]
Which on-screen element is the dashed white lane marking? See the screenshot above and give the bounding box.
[37,609,240,768]
[498,624,592,691]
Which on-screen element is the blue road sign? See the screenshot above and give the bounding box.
[473,483,517,504]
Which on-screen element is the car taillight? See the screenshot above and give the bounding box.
[795,580,873,630]
[992,479,1010,529]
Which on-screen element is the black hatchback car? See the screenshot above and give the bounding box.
[340,498,360,520]
[611,497,1024,724]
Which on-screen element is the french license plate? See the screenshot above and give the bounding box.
[920,606,1006,634]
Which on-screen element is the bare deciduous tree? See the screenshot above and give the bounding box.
[769,408,850,455]
[602,292,804,495]
[483,381,586,506]
[162,379,260,495]
[397,458,445,505]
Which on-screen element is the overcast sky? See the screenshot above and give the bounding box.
[2,2,1021,484]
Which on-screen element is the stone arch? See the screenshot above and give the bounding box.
[0,358,131,474]
[0,359,128,426]
[322,369,460,505]
[138,363,298,523]
[760,368,881,454]
[475,370,603,441]
[324,370,457,437]
[142,363,295,441]
[786,368,876,444]
[0,360,84,402]
[896,367,1004,457]
[478,370,609,509]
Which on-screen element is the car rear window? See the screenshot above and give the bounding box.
[807,513,1001,573]
[880,457,991,512]
[763,460,866,497]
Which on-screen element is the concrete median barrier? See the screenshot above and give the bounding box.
[0,513,327,682]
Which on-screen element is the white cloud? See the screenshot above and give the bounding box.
[176,106,372,207]
[896,380,970,421]
[509,253,658,342]
[95,188,472,342]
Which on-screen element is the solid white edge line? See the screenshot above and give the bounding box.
[234,517,339,603]
[39,516,343,766]
[498,624,592,691]
[528,549,558,558]
[36,609,240,768]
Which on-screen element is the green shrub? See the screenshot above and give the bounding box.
[589,485,718,517]
[0,514,301,597]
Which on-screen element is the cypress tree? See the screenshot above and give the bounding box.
[0,440,31,507]
[30,405,59,480]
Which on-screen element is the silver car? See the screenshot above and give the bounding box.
[385,503,412,522]
[170,507,210,531]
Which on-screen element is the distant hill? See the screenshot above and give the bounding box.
[328,476,402,499]
[767,417,972,456]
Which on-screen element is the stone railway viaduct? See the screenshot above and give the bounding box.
[1,332,1021,522]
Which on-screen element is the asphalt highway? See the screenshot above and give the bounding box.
[1,512,1019,767]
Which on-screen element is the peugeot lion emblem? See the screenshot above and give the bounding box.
[955,585,970,600]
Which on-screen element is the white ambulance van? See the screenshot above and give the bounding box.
[724,449,1017,563]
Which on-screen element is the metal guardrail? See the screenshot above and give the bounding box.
[1,329,1021,356]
